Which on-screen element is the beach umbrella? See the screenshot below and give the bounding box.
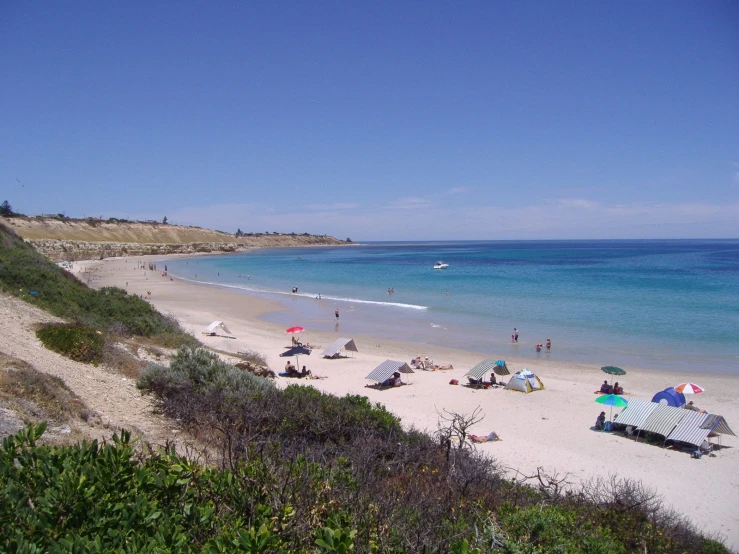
[595,393,629,421]
[674,383,705,395]
[285,326,305,334]
[601,366,626,385]
[280,345,311,371]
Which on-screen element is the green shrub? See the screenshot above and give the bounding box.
[0,222,196,348]
[36,323,104,364]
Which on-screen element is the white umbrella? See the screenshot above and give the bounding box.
[674,383,705,395]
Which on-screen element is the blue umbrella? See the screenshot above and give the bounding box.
[280,346,311,370]
[595,394,628,421]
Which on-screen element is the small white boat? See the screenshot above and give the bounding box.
[433,261,449,269]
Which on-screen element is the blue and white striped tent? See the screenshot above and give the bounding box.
[365,360,414,384]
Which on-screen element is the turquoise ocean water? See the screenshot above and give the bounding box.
[163,240,739,375]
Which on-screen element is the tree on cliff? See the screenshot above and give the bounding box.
[162,216,168,224]
[0,200,13,216]
[235,228,243,236]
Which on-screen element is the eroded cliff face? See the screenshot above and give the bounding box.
[2,217,350,262]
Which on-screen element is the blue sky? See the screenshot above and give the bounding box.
[1,2,737,240]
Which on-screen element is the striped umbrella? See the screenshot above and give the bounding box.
[674,383,705,395]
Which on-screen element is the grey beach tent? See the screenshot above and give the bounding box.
[322,338,358,359]
[365,360,414,384]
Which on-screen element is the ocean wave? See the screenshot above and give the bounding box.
[175,277,428,310]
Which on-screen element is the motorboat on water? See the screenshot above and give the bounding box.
[433,261,449,269]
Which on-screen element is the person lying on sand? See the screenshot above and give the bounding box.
[469,432,501,443]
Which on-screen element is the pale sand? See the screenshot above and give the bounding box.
[79,255,739,549]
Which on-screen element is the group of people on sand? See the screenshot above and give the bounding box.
[284,361,312,378]
[411,356,454,371]
[599,380,624,395]
[467,373,498,388]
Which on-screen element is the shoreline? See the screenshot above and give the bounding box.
[78,254,739,549]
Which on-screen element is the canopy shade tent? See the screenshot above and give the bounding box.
[365,360,414,383]
[493,360,511,376]
[465,359,498,381]
[203,321,234,337]
[322,338,358,359]
[700,415,736,437]
[666,411,711,448]
[613,398,657,428]
[637,404,689,438]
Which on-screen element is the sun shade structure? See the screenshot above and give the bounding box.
[279,345,311,369]
[700,415,736,437]
[285,326,305,334]
[601,366,626,376]
[666,411,711,447]
[493,360,511,376]
[365,360,414,383]
[638,404,689,438]
[674,383,705,395]
[465,359,498,380]
[322,338,358,359]
[613,398,657,428]
[203,321,234,337]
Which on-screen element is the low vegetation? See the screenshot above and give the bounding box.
[0,222,197,358]
[131,346,729,553]
[0,352,93,428]
[36,323,105,365]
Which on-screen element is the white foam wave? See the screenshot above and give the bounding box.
[174,277,428,310]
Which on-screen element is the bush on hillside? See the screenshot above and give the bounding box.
[0,222,196,348]
[36,323,105,365]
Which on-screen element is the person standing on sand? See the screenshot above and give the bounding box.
[335,308,340,321]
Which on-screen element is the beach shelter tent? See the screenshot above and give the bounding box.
[637,404,688,440]
[505,370,544,393]
[651,387,686,407]
[493,360,511,376]
[365,360,414,384]
[322,338,358,359]
[203,321,235,337]
[614,398,658,428]
[666,411,711,448]
[465,359,498,381]
[700,415,736,437]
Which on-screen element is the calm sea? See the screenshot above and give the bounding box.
[163,240,739,375]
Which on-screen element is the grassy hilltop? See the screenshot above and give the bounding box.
[0,222,729,553]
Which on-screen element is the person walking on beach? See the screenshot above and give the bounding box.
[513,328,519,343]
[335,308,340,321]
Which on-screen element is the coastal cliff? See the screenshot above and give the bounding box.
[1,216,350,262]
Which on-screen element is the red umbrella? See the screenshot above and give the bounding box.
[285,326,305,334]
[674,383,705,395]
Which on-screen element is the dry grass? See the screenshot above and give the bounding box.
[102,341,148,379]
[0,351,94,425]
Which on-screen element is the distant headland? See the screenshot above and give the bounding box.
[0,214,351,262]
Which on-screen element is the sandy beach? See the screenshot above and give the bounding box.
[79,254,739,549]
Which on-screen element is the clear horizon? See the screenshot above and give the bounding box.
[2,2,737,240]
